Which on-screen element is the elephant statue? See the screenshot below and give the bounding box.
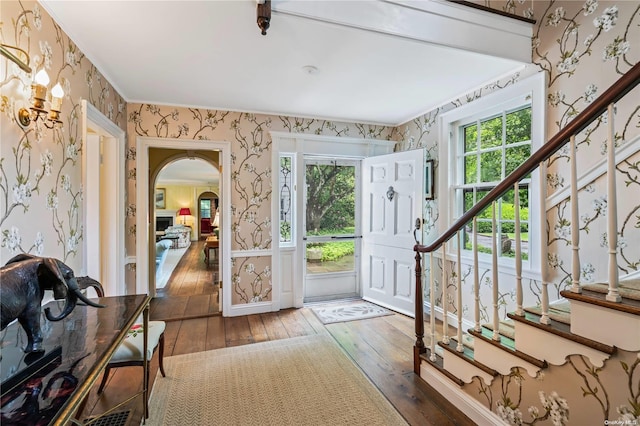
[0,254,105,353]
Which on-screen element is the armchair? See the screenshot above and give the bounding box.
[201,218,213,234]
[155,239,173,281]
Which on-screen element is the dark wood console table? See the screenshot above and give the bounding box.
[1,294,151,425]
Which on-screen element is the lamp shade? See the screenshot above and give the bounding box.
[178,208,191,216]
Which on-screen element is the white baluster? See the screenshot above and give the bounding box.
[473,217,481,332]
[514,183,524,315]
[539,164,550,324]
[456,231,464,352]
[570,135,582,293]
[430,252,437,361]
[442,242,450,344]
[492,202,500,341]
[606,103,622,302]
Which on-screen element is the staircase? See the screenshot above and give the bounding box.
[413,63,640,425]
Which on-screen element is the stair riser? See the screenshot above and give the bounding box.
[441,350,494,385]
[570,301,640,351]
[473,337,541,377]
[513,321,612,367]
[419,362,509,426]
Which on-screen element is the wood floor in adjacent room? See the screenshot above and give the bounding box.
[79,240,474,426]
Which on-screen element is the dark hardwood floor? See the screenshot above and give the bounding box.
[79,240,474,426]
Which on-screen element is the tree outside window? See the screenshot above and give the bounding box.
[459,106,532,260]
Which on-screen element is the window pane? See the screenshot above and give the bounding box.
[200,199,211,219]
[279,155,293,243]
[480,150,501,182]
[463,189,474,212]
[506,107,531,145]
[464,155,477,184]
[306,241,355,274]
[480,116,503,149]
[464,124,477,152]
[474,220,493,255]
[505,145,531,175]
[305,163,355,237]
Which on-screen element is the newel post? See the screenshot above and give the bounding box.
[414,249,425,374]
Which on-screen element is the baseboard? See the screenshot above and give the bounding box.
[226,301,275,317]
[420,363,507,426]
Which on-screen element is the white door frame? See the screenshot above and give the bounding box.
[136,137,232,314]
[81,100,126,296]
[270,131,395,309]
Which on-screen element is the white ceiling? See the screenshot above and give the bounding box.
[157,158,219,185]
[41,0,532,127]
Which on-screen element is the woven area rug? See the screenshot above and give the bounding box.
[311,301,392,325]
[147,334,407,426]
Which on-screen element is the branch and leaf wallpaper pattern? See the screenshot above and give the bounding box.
[1,1,639,423]
[1,1,126,274]
[393,1,639,424]
[126,106,393,304]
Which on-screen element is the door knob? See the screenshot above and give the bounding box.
[386,186,395,201]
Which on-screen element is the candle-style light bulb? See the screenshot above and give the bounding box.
[34,69,50,86]
[50,83,64,113]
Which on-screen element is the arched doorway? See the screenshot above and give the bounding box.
[198,191,219,239]
[136,137,231,320]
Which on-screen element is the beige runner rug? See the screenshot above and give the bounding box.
[147,334,407,425]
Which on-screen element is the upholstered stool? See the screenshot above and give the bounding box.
[97,321,166,417]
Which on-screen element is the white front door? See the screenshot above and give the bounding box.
[362,149,424,316]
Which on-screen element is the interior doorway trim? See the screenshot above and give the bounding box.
[81,100,126,296]
[135,137,231,314]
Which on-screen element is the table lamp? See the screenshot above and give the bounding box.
[178,207,191,225]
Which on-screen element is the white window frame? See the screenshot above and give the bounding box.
[439,72,546,279]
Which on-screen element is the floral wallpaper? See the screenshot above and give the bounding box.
[2,1,638,423]
[126,105,393,303]
[0,1,126,274]
[393,1,639,424]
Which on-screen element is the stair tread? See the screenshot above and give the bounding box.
[420,348,465,386]
[561,288,640,315]
[469,328,547,368]
[480,319,515,340]
[507,311,616,355]
[523,301,571,325]
[438,339,498,376]
[580,279,640,301]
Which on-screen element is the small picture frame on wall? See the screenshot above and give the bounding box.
[425,160,434,200]
[155,188,166,209]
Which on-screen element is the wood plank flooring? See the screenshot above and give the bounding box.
[78,240,474,426]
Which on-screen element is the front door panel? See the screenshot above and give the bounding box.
[362,149,424,316]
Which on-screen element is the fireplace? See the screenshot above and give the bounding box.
[156,216,173,232]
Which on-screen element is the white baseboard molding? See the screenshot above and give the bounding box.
[420,363,507,426]
[547,133,640,208]
[226,301,275,317]
[622,269,640,281]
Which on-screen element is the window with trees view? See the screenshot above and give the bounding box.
[457,105,532,260]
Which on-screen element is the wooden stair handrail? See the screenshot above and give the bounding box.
[415,62,640,255]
